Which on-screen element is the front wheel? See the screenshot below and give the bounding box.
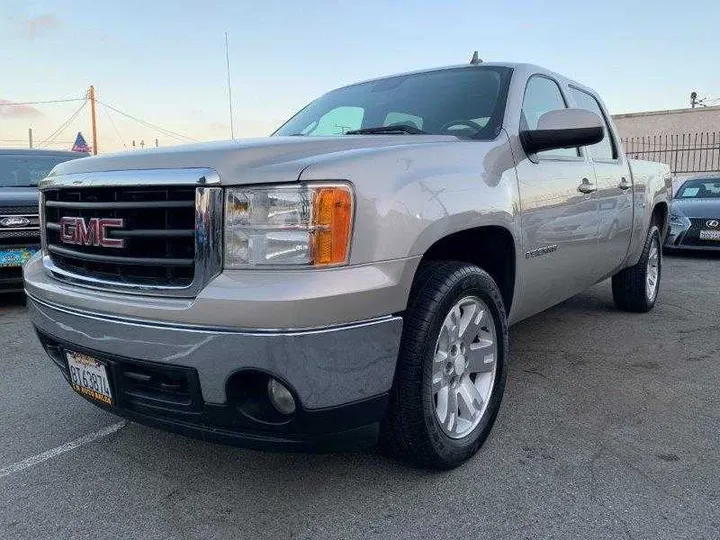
[612,224,662,312]
[381,261,509,469]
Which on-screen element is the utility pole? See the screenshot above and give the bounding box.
[89,85,98,154]
[28,128,33,149]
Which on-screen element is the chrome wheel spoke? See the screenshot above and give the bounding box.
[444,389,458,433]
[645,235,660,301]
[458,378,483,420]
[465,339,495,373]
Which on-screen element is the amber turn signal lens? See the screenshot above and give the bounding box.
[312,186,353,266]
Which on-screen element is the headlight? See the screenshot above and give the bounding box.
[224,183,353,268]
[669,211,689,226]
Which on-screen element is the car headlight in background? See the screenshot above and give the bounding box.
[669,210,690,227]
[224,183,354,268]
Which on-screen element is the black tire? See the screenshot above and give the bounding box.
[612,224,662,313]
[381,261,509,469]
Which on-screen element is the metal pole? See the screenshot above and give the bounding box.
[89,85,98,155]
[28,128,33,149]
[225,32,235,139]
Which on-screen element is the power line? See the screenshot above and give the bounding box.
[0,98,85,106]
[97,100,198,142]
[101,102,127,149]
[39,100,88,148]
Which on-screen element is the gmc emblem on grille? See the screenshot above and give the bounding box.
[706,220,720,228]
[60,217,126,248]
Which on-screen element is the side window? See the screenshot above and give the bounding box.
[384,112,424,130]
[569,87,616,160]
[521,76,578,158]
[304,106,364,135]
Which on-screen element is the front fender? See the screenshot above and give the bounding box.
[299,135,521,265]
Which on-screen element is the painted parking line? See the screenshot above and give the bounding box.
[0,421,126,480]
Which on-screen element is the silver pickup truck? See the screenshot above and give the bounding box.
[25,62,671,469]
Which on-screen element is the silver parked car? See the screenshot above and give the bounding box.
[25,62,671,469]
[665,176,720,251]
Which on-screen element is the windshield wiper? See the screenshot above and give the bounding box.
[345,124,428,135]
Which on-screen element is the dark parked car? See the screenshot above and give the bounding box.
[1,149,88,292]
[665,176,720,252]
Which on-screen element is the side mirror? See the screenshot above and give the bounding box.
[521,108,604,155]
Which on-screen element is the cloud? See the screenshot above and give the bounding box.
[20,14,59,40]
[0,100,44,119]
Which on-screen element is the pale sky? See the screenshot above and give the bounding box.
[1,0,718,153]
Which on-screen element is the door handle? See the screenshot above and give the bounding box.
[618,177,631,190]
[577,178,597,194]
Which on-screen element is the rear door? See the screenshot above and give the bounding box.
[515,75,600,318]
[568,87,634,275]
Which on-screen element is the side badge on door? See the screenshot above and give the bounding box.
[526,245,559,259]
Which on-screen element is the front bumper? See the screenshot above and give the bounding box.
[28,294,403,451]
[665,220,720,251]
[0,266,24,292]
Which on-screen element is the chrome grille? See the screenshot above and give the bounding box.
[44,186,197,287]
[39,168,223,297]
[682,218,720,247]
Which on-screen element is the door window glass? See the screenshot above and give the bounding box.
[569,87,616,160]
[521,76,578,158]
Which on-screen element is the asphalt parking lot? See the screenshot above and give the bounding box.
[1,253,718,540]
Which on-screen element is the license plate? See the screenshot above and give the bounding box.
[0,248,38,268]
[699,230,720,241]
[66,351,113,405]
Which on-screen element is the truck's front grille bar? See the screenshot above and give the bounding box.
[39,168,222,297]
[45,200,195,210]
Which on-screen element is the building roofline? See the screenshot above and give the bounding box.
[613,105,720,120]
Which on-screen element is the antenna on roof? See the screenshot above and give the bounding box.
[470,51,482,65]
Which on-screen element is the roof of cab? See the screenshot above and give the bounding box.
[333,61,596,96]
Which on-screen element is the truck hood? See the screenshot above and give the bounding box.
[0,187,40,208]
[673,198,720,218]
[49,136,458,185]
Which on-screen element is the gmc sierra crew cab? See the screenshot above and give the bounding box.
[25,62,671,469]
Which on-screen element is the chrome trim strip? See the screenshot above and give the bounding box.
[26,291,402,336]
[39,168,221,190]
[40,168,223,298]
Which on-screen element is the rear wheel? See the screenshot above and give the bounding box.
[612,224,662,312]
[381,261,509,469]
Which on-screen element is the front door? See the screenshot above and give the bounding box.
[514,75,600,320]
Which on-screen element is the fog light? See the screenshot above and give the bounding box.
[267,378,296,415]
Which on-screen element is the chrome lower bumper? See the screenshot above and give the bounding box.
[28,294,403,409]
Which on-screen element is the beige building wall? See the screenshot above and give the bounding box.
[612,106,720,139]
[611,106,720,189]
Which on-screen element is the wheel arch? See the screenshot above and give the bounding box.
[652,201,669,240]
[412,226,517,314]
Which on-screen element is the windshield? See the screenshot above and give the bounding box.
[274,66,512,140]
[0,154,82,188]
[676,179,720,199]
